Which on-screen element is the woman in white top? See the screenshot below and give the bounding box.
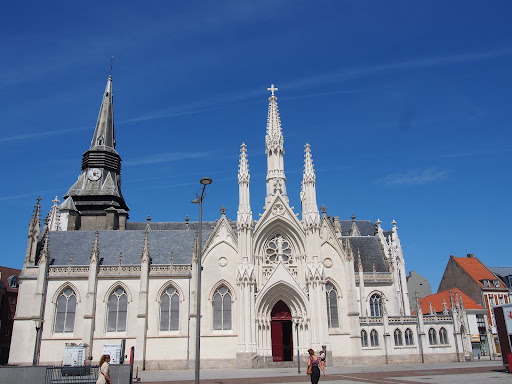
[96,354,112,384]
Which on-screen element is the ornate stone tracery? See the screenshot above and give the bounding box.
[265,234,293,265]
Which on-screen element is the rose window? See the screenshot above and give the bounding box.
[265,234,293,264]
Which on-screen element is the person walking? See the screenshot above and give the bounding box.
[96,354,112,384]
[307,348,326,384]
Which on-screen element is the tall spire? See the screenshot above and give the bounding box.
[264,84,287,208]
[301,143,320,230]
[25,197,42,264]
[238,143,250,185]
[237,143,253,263]
[90,75,116,150]
[64,75,129,227]
[47,196,60,231]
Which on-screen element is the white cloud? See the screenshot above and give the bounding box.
[123,151,210,166]
[381,168,449,186]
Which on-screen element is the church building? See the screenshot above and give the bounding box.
[10,76,471,369]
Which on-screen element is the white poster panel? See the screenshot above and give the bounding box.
[102,344,122,364]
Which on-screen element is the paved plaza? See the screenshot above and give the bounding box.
[138,360,509,383]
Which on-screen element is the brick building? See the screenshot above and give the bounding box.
[0,266,21,364]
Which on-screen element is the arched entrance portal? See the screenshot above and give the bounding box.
[271,300,293,362]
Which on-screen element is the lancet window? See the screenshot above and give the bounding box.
[213,285,231,330]
[405,328,414,346]
[361,330,368,347]
[439,327,449,345]
[370,329,379,347]
[369,293,382,317]
[428,328,438,345]
[160,286,179,331]
[55,288,76,333]
[265,234,293,264]
[325,283,339,328]
[107,287,127,332]
[394,329,403,346]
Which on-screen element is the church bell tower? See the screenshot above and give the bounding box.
[62,75,129,230]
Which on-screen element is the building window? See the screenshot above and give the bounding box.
[370,329,379,347]
[107,287,127,332]
[405,328,414,346]
[325,283,339,328]
[361,330,368,347]
[394,329,403,346]
[8,276,18,289]
[213,286,231,330]
[55,288,76,333]
[265,234,293,264]
[428,328,438,345]
[369,293,382,317]
[439,327,449,345]
[482,279,490,288]
[492,280,500,288]
[160,286,179,331]
[498,296,504,305]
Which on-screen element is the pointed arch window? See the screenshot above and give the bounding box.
[325,283,339,328]
[213,286,231,330]
[394,329,403,346]
[55,288,76,333]
[369,293,382,317]
[405,328,414,346]
[361,330,368,347]
[370,329,379,347]
[428,328,438,345]
[160,286,179,331]
[107,287,127,332]
[439,327,449,345]
[97,135,105,146]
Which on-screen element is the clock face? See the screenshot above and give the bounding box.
[87,168,102,181]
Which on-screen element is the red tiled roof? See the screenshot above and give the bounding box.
[415,290,483,315]
[0,266,21,293]
[453,257,506,289]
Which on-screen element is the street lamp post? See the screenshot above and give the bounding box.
[295,320,300,374]
[192,177,212,384]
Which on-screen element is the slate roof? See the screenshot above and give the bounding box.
[488,267,512,277]
[338,220,375,236]
[47,221,220,266]
[343,236,388,273]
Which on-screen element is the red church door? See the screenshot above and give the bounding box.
[270,300,293,362]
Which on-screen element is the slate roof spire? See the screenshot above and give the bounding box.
[90,75,116,151]
[64,75,129,218]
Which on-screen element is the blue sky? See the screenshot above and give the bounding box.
[1,1,510,291]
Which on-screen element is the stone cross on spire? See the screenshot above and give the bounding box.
[320,205,327,214]
[267,84,278,97]
[220,205,227,215]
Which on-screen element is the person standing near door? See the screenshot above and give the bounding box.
[307,348,326,384]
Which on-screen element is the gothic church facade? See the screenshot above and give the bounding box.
[10,77,471,369]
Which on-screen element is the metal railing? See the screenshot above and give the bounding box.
[45,366,99,384]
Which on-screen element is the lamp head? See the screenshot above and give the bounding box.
[200,177,213,185]
[191,199,200,204]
